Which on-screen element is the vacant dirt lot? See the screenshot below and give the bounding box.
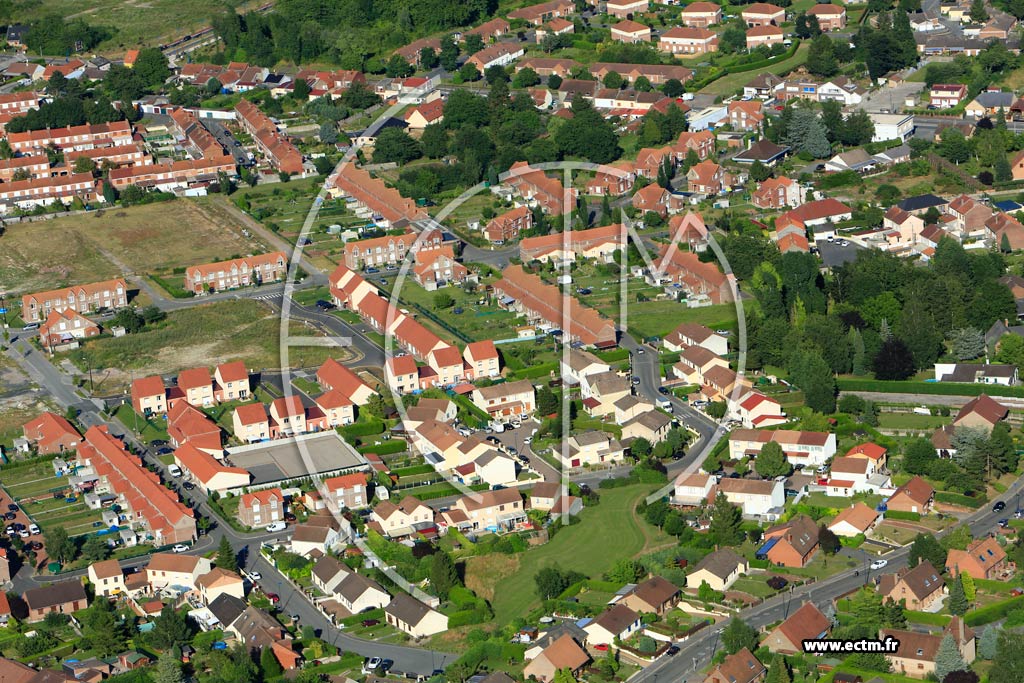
[0,200,259,295]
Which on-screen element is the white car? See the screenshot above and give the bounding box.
[364,657,382,672]
[167,464,182,478]
[172,544,189,553]
[29,524,40,535]
[265,521,287,533]
[870,559,888,570]
[248,571,262,581]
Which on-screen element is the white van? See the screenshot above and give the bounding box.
[657,398,673,413]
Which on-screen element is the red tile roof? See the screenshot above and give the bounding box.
[177,367,212,391]
[234,402,268,426]
[175,443,249,486]
[22,412,80,448]
[216,360,249,384]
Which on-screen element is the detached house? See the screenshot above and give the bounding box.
[764,602,831,654]
[882,618,975,679]
[807,3,847,30]
[233,403,270,443]
[879,560,944,611]
[704,648,766,683]
[760,515,819,568]
[584,604,642,646]
[930,84,968,109]
[681,1,723,27]
[828,502,880,538]
[946,536,1008,580]
[729,429,836,468]
[237,488,284,528]
[471,379,536,422]
[213,361,251,402]
[611,20,652,43]
[687,159,727,195]
[322,472,369,510]
[23,581,88,622]
[886,476,934,514]
[384,593,448,638]
[524,634,590,683]
[316,358,375,406]
[742,2,786,25]
[659,27,719,55]
[619,576,680,615]
[746,25,785,48]
[177,367,215,408]
[753,176,804,209]
[686,547,748,591]
[22,412,80,455]
[370,495,434,538]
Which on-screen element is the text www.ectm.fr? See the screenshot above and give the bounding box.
[802,637,901,654]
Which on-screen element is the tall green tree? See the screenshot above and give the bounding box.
[216,537,238,571]
[948,574,968,616]
[154,654,185,683]
[908,533,946,569]
[81,596,127,656]
[935,633,967,681]
[991,632,1024,683]
[755,441,790,478]
[709,492,743,546]
[44,527,75,565]
[807,34,838,77]
[430,550,460,600]
[721,617,759,655]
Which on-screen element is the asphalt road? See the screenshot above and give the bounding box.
[635,477,1024,683]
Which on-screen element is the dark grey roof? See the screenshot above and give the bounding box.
[975,91,1014,109]
[692,547,746,580]
[384,593,434,626]
[337,572,388,603]
[312,555,349,586]
[23,580,87,610]
[734,139,789,163]
[533,621,589,650]
[208,593,247,628]
[897,194,948,212]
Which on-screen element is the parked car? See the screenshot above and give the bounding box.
[361,619,380,628]
[17,529,28,538]
[266,593,280,604]
[315,300,336,311]
[167,464,183,478]
[766,576,789,590]
[150,439,167,447]
[172,544,189,553]
[266,521,287,533]
[665,645,680,656]
[183,481,195,490]
[994,501,1007,512]
[29,524,39,535]
[248,571,262,581]
[7,504,18,512]
[364,657,382,672]
[157,447,174,456]
[3,512,15,521]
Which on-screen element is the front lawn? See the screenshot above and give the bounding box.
[626,301,739,340]
[464,484,673,624]
[113,404,170,443]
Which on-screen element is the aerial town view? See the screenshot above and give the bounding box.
[7,0,1024,682]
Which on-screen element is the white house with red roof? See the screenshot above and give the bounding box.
[214,361,251,403]
[846,442,888,469]
[732,391,787,428]
[315,390,355,427]
[729,429,836,468]
[428,345,466,386]
[22,412,81,455]
[322,472,369,510]
[826,455,891,496]
[174,443,250,495]
[132,375,168,416]
[316,358,375,406]
[38,309,99,351]
[177,367,216,408]
[233,403,270,443]
[464,340,501,379]
[270,396,314,437]
[404,99,445,130]
[386,355,421,395]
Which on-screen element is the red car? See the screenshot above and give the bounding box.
[593,643,609,652]
[361,619,380,627]
[266,593,280,604]
[1012,588,1024,596]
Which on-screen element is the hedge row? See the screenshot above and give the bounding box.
[339,419,386,438]
[965,594,1024,626]
[884,510,921,522]
[357,439,406,456]
[392,464,434,477]
[935,491,986,508]
[838,378,1024,398]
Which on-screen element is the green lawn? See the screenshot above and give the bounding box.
[467,484,672,624]
[731,576,778,599]
[626,302,738,340]
[700,44,809,97]
[391,278,526,345]
[113,404,170,443]
[877,412,950,430]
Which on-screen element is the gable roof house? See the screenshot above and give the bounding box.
[760,515,819,567]
[886,476,934,514]
[22,412,81,455]
[523,633,590,683]
[704,648,766,683]
[828,501,881,538]
[953,393,1008,430]
[584,604,643,646]
[686,547,749,591]
[384,593,449,638]
[619,576,681,615]
[23,581,88,622]
[764,602,831,654]
[946,536,1009,580]
[881,617,976,679]
[879,560,944,611]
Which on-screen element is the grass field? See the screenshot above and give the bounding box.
[699,43,809,97]
[113,404,169,443]
[18,0,261,50]
[0,201,259,295]
[464,484,672,624]
[626,301,738,340]
[877,412,950,430]
[58,299,347,382]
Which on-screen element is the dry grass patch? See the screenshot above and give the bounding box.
[464,553,520,602]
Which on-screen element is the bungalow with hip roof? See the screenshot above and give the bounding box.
[622,409,672,445]
[704,647,766,683]
[289,513,344,557]
[946,536,1009,580]
[760,514,819,567]
[564,431,625,467]
[886,476,934,514]
[384,593,449,638]
[23,581,88,622]
[764,602,831,654]
[237,488,284,528]
[607,0,648,17]
[828,501,881,538]
[22,412,80,455]
[686,547,749,591]
[746,24,784,48]
[524,633,590,683]
[584,604,642,645]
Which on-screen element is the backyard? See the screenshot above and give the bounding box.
[464,484,674,624]
[0,459,104,537]
[0,200,260,296]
